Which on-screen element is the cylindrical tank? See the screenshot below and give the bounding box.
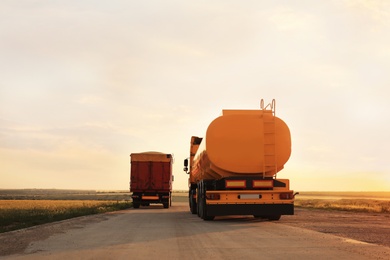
[191,109,291,182]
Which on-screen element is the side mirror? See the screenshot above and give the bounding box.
[183,158,189,173]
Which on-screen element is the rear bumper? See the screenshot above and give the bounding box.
[206,203,294,216]
[131,192,170,203]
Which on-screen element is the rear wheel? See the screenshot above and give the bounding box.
[197,183,201,217]
[203,214,215,221]
[199,181,214,221]
[268,215,281,221]
[133,202,140,208]
[189,189,197,214]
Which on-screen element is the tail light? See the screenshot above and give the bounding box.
[206,194,221,200]
[280,192,294,200]
[253,180,273,188]
[225,180,246,188]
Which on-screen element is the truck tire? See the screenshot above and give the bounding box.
[190,199,197,214]
[189,189,197,214]
[199,181,214,221]
[163,202,169,208]
[197,183,201,217]
[133,202,140,208]
[198,182,205,219]
[267,215,281,221]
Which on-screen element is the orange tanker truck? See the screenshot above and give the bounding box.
[130,152,173,208]
[183,99,297,220]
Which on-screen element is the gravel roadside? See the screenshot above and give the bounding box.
[281,208,390,248]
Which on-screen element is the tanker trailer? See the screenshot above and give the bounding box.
[130,152,173,208]
[183,99,297,220]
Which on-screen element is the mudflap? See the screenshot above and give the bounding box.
[206,203,294,216]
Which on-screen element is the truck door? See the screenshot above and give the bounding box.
[130,161,151,191]
[150,162,171,191]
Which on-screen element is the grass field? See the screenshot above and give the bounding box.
[295,191,390,213]
[0,189,131,201]
[0,198,132,233]
[296,191,390,200]
[295,198,390,213]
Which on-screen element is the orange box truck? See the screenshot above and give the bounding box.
[130,152,173,208]
[184,100,297,220]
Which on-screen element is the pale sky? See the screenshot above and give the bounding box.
[1,0,389,191]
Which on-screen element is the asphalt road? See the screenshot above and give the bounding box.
[3,202,390,260]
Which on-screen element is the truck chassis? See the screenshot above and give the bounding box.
[132,192,171,208]
[189,177,294,221]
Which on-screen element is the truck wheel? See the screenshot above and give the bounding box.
[190,199,197,214]
[188,190,192,210]
[198,183,205,219]
[197,184,201,217]
[163,202,169,208]
[190,190,197,214]
[203,215,215,221]
[133,203,140,209]
[268,215,281,221]
[199,181,214,221]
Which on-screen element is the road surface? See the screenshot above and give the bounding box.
[2,202,390,259]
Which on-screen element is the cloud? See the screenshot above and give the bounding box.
[1,1,390,191]
[267,5,315,31]
[344,0,390,26]
[76,95,105,105]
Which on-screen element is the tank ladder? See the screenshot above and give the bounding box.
[260,99,277,179]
